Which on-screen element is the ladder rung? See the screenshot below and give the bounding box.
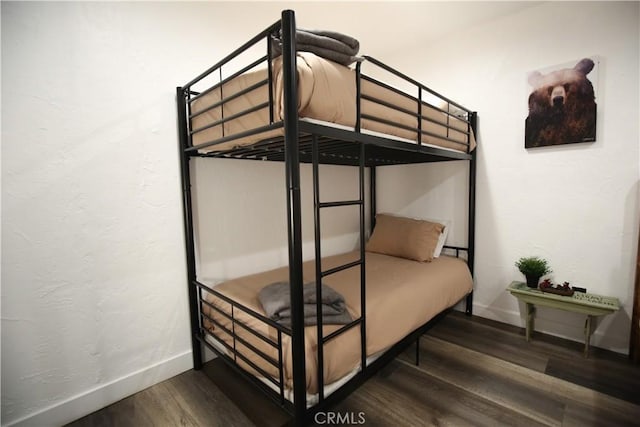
[322,317,362,344]
[319,200,363,208]
[321,259,362,278]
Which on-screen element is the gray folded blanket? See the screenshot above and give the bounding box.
[258,281,352,327]
[271,29,360,66]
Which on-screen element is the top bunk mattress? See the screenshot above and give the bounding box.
[200,251,473,394]
[190,52,476,154]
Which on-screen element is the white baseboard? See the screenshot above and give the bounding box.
[469,302,629,355]
[4,350,193,427]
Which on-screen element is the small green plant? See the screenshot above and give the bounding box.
[515,256,552,277]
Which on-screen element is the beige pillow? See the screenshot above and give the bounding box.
[366,214,444,262]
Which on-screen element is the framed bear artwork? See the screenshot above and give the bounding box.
[525,57,599,148]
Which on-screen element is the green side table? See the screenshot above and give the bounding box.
[507,281,620,357]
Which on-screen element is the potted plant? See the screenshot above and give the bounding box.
[515,256,552,288]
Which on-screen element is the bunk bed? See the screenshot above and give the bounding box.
[176,10,477,426]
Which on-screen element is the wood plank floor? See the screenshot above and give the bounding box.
[67,312,640,427]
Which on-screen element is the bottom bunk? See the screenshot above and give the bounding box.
[196,249,473,408]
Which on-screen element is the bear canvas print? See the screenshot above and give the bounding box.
[525,57,598,148]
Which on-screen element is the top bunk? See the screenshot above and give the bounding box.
[177,10,477,167]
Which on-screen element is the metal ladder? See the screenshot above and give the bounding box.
[310,136,367,403]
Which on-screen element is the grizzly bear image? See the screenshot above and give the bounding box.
[525,58,597,148]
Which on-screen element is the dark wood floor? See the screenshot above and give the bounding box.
[68,312,640,427]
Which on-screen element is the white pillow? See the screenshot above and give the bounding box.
[433,220,451,258]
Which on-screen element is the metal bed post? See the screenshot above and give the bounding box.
[176,86,203,369]
[359,144,368,373]
[369,166,376,234]
[466,111,478,316]
[281,9,307,424]
[312,135,326,404]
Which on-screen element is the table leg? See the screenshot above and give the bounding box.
[584,315,593,358]
[526,303,536,342]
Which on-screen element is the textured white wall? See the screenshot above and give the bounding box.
[1,3,195,425]
[377,1,639,352]
[2,1,638,426]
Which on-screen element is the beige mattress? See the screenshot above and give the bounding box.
[191,52,476,153]
[201,251,472,394]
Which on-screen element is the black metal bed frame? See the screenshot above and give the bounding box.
[176,10,477,426]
